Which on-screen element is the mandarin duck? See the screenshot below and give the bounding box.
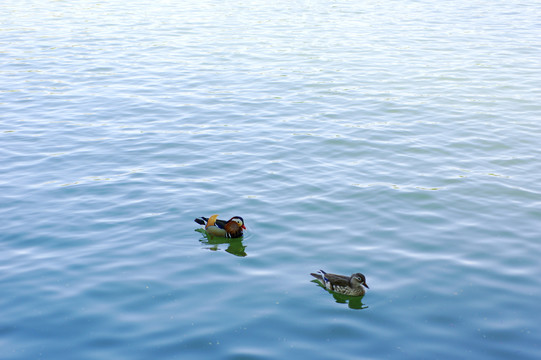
[194,214,246,238]
[311,270,369,296]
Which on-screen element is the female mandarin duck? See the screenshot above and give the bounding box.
[194,214,246,238]
[311,270,369,296]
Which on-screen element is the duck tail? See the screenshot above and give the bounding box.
[310,272,323,280]
[194,218,206,226]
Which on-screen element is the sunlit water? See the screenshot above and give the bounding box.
[1,0,540,359]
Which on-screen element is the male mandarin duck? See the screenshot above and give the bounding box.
[194,214,246,238]
[311,270,369,296]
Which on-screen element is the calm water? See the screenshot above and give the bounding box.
[1,0,540,358]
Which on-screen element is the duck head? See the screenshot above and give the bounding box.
[351,273,369,289]
[229,216,246,229]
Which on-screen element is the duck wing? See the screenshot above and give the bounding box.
[195,216,228,228]
[214,219,228,228]
[322,273,351,287]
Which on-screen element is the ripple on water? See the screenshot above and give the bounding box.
[2,0,541,359]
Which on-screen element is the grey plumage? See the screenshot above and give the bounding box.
[311,270,369,296]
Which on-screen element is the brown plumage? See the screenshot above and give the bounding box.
[194,215,246,238]
[223,220,244,238]
[311,270,369,296]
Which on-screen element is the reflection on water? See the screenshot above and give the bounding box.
[196,229,247,257]
[311,280,368,310]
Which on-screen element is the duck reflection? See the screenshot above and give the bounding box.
[196,229,247,257]
[311,279,368,310]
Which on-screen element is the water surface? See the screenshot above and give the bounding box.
[1,0,541,359]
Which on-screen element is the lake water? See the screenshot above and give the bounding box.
[1,0,540,358]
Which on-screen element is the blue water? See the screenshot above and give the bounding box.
[1,0,541,358]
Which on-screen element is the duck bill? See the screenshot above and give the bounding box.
[363,282,369,289]
[242,225,246,229]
